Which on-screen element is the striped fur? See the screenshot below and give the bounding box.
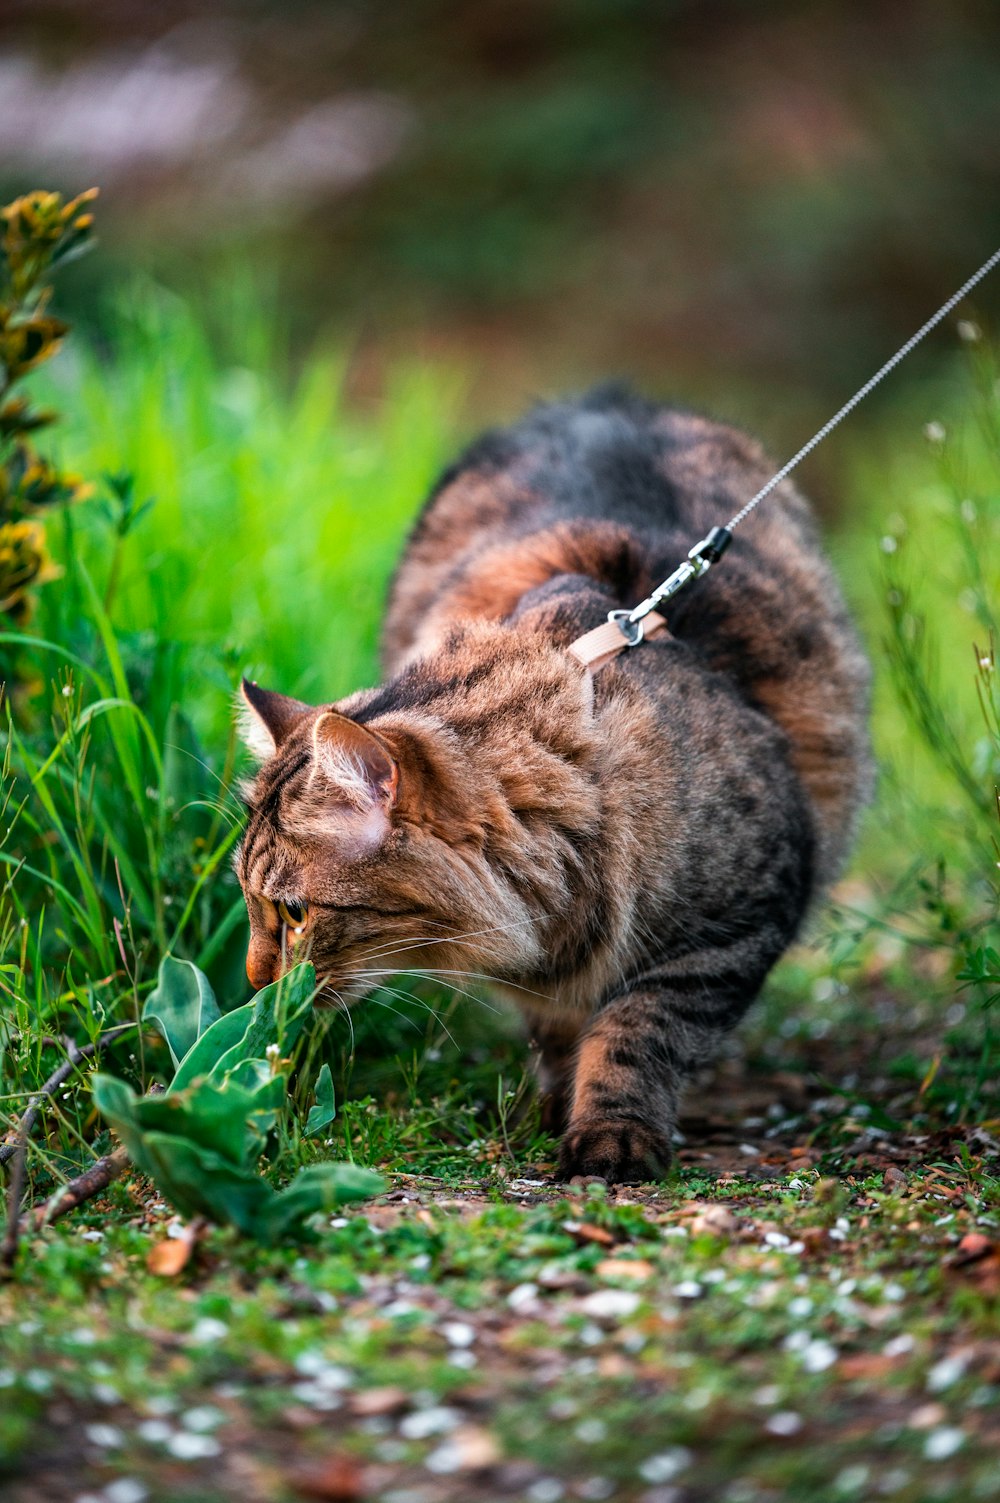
[236,386,871,1183]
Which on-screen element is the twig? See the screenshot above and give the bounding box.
[24,1145,131,1234]
[0,1123,29,1271]
[0,1023,135,1167]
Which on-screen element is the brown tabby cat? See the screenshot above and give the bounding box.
[236,386,871,1183]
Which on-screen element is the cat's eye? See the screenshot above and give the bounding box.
[277,898,309,933]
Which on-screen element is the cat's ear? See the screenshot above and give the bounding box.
[239,679,312,760]
[311,711,399,810]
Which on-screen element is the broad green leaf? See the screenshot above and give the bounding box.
[258,1163,385,1245]
[305,1063,336,1137]
[96,1071,283,1167]
[92,1074,382,1243]
[143,955,221,1070]
[170,962,316,1091]
[135,1131,276,1231]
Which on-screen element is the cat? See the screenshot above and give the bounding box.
[236,385,871,1184]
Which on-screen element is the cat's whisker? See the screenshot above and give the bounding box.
[365,982,461,1051]
[324,982,356,1056]
[357,914,541,966]
[177,796,242,831]
[165,743,246,818]
[357,964,553,1007]
[349,969,504,1016]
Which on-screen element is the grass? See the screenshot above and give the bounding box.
[1,288,999,1501]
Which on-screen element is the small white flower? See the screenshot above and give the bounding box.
[526,1482,565,1503]
[84,1423,123,1449]
[923,421,946,443]
[424,1440,463,1474]
[166,1432,222,1460]
[290,1382,341,1411]
[581,1289,641,1319]
[957,319,981,342]
[189,1317,228,1343]
[638,1447,693,1483]
[835,1464,870,1492]
[753,1384,781,1407]
[926,1355,966,1393]
[441,1321,475,1349]
[137,1419,173,1444]
[765,1411,802,1436]
[400,1406,462,1440]
[180,1405,225,1432]
[801,1340,838,1373]
[924,1427,965,1460]
[104,1482,150,1503]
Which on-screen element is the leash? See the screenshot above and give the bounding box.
[569,244,1000,672]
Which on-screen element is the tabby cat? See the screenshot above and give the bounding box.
[236,386,871,1183]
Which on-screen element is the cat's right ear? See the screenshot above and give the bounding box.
[238,679,312,760]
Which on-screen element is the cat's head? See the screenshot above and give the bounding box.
[234,649,597,1000]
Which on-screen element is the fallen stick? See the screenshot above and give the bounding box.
[25,1145,131,1233]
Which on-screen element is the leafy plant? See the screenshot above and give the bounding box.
[93,957,382,1243]
[0,189,97,641]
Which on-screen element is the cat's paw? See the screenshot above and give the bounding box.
[557,1117,672,1185]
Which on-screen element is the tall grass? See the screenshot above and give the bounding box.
[1,287,462,1187]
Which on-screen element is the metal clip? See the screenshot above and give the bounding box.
[607,609,645,647]
[625,525,734,627]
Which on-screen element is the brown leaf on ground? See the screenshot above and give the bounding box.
[145,1218,204,1276]
[291,1453,366,1501]
[687,1204,739,1238]
[562,1220,615,1247]
[446,1424,502,1470]
[839,1352,902,1380]
[951,1232,994,1266]
[595,1257,655,1280]
[350,1386,410,1417]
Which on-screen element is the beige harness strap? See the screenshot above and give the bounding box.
[567,610,670,672]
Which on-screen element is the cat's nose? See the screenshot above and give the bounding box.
[246,943,276,991]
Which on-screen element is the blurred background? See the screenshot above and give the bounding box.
[4,0,1000,460]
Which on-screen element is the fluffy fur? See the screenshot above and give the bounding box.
[236,385,871,1183]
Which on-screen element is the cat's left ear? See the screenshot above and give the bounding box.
[239,679,312,760]
[311,711,400,811]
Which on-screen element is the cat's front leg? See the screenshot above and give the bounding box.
[557,987,725,1184]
